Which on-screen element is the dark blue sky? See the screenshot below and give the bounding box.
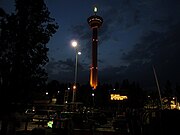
[1,0,180,90]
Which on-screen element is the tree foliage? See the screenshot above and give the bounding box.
[0,0,59,105]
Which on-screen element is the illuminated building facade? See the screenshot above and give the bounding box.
[87,7,103,89]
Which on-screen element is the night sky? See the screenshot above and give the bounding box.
[1,0,180,90]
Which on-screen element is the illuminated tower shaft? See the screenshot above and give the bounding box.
[90,28,98,89]
[87,7,103,89]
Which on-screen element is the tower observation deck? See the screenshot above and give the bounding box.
[87,7,103,89]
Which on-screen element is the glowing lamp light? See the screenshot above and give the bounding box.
[73,85,76,90]
[78,51,81,55]
[72,40,77,48]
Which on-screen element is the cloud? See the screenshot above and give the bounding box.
[47,59,74,73]
[46,58,90,83]
[120,22,180,88]
[98,65,127,83]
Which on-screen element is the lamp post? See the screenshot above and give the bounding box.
[71,40,81,103]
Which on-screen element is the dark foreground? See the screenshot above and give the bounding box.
[1,109,180,135]
[16,128,128,135]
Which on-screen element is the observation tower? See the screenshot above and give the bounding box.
[87,6,103,89]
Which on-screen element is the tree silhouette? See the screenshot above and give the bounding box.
[0,0,58,108]
[0,0,58,134]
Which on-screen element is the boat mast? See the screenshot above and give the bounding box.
[152,65,163,109]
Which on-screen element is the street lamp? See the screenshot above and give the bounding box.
[71,40,81,103]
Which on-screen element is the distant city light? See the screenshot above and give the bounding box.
[47,121,53,128]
